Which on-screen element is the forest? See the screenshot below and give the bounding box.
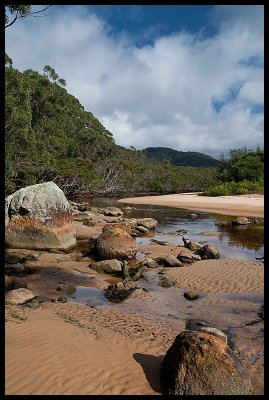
[5,56,220,197]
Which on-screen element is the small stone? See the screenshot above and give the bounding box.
[184,291,200,301]
[159,277,174,288]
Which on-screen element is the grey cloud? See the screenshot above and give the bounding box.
[5,5,264,158]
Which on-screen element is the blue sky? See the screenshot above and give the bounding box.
[5,5,264,158]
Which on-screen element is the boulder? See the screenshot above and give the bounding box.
[96,224,138,260]
[163,255,183,267]
[197,243,220,260]
[5,182,76,251]
[90,259,123,274]
[5,288,37,305]
[232,217,251,226]
[136,218,158,229]
[161,330,253,395]
[177,250,201,263]
[103,207,123,216]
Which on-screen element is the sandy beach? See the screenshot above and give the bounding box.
[5,198,264,395]
[118,193,264,218]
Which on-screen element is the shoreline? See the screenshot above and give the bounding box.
[118,193,264,218]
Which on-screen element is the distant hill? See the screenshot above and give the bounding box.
[144,147,220,168]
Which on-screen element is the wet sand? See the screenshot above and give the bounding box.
[5,243,264,395]
[118,193,264,218]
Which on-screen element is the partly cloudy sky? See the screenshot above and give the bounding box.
[5,5,264,159]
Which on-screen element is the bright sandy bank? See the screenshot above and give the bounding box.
[118,193,264,218]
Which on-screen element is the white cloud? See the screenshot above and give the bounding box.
[5,5,264,158]
[238,81,264,104]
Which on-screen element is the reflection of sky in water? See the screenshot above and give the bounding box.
[136,212,263,261]
[86,197,264,261]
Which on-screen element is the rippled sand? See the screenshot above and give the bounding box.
[5,251,264,395]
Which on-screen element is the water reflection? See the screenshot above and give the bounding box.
[75,196,264,261]
[216,223,264,252]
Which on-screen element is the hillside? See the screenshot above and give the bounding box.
[144,147,220,168]
[5,56,218,197]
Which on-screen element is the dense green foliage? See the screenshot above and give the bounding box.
[201,147,264,196]
[144,147,220,168]
[218,147,264,183]
[5,58,219,196]
[201,180,264,196]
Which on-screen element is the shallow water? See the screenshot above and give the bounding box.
[84,196,264,261]
[69,196,264,393]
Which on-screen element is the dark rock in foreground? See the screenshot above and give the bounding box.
[161,330,253,395]
[5,182,76,251]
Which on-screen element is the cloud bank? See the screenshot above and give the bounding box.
[5,5,264,158]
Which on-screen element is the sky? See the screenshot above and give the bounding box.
[5,5,264,159]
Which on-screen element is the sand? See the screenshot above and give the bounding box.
[5,195,264,395]
[5,252,264,395]
[118,193,264,218]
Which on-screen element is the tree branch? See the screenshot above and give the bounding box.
[5,6,52,28]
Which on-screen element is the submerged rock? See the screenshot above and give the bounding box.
[161,330,253,395]
[184,291,200,301]
[5,182,76,251]
[105,279,137,303]
[159,276,174,288]
[232,217,251,226]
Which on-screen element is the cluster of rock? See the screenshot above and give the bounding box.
[5,182,258,395]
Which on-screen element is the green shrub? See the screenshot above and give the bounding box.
[200,180,264,196]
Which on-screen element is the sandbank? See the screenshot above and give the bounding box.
[118,193,264,218]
